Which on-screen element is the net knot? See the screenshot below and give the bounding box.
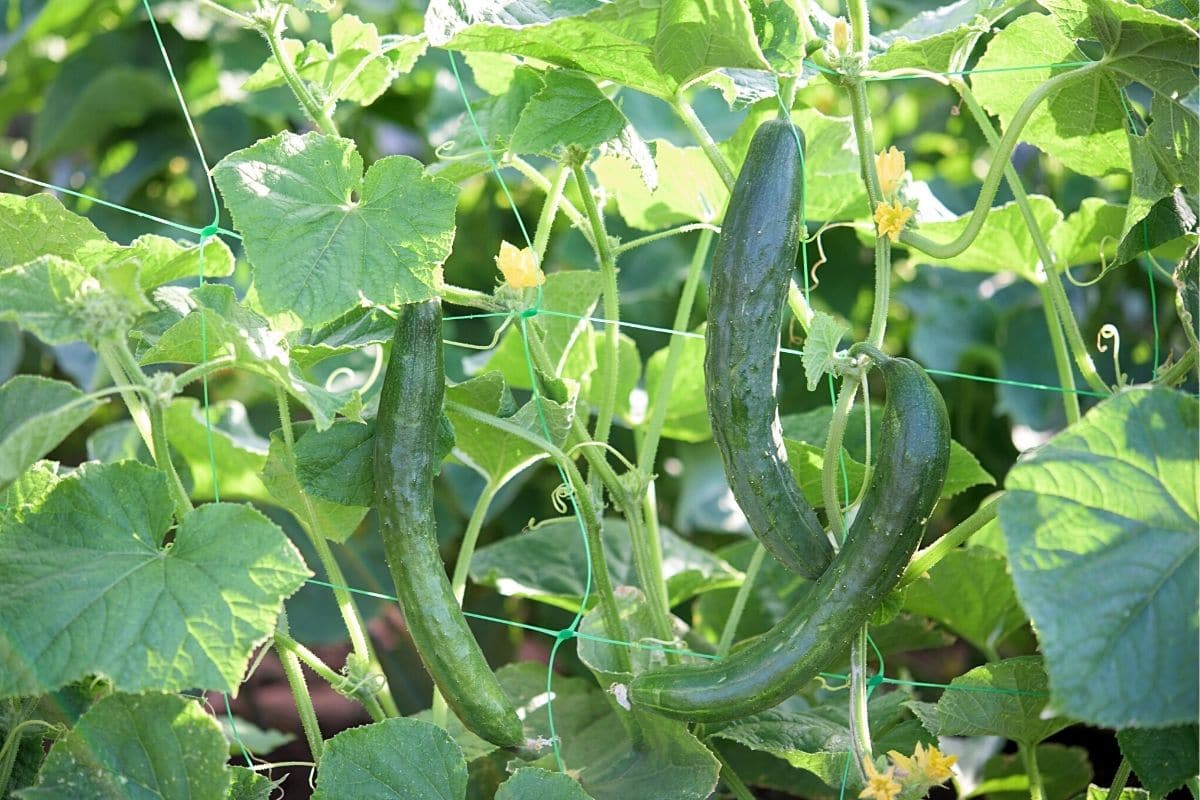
[520,306,540,319]
[867,673,886,690]
[199,223,220,239]
[554,628,577,644]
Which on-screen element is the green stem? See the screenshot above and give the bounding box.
[0,719,55,798]
[174,354,236,390]
[104,340,192,520]
[275,633,324,762]
[260,5,337,136]
[614,223,720,256]
[848,0,871,55]
[274,389,398,718]
[1021,742,1046,800]
[432,480,502,728]
[533,164,571,266]
[444,400,632,672]
[1042,264,1111,396]
[571,162,621,449]
[711,745,757,800]
[276,631,386,723]
[197,0,252,25]
[899,495,1001,589]
[896,62,1104,259]
[1105,759,1133,800]
[787,280,816,334]
[1158,347,1197,387]
[867,237,891,348]
[438,282,505,313]
[716,544,766,657]
[507,157,593,244]
[957,84,1087,419]
[673,96,736,190]
[821,375,861,546]
[845,82,893,351]
[636,229,714,475]
[848,627,873,775]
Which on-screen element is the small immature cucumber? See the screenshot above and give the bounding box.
[705,118,834,580]
[374,299,524,747]
[631,353,950,722]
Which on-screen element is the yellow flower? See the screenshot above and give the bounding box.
[915,744,957,783]
[876,146,906,197]
[886,744,918,779]
[495,241,544,289]
[874,200,914,243]
[859,759,902,800]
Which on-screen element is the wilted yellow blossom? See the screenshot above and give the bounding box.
[874,200,914,243]
[832,17,850,53]
[859,759,902,800]
[876,146,906,197]
[495,241,544,289]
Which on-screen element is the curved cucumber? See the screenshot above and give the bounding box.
[632,355,950,722]
[705,118,834,580]
[374,299,524,747]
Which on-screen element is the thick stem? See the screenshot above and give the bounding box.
[1158,347,1197,387]
[275,639,324,761]
[1104,759,1132,800]
[637,229,714,475]
[867,237,891,348]
[848,627,873,774]
[1021,742,1046,800]
[274,390,398,717]
[848,0,871,55]
[1042,261,1111,395]
[533,165,571,266]
[438,282,505,313]
[899,495,1001,589]
[957,84,1087,419]
[673,97,736,190]
[716,544,766,657]
[571,162,621,449]
[895,62,1104,259]
[261,5,337,136]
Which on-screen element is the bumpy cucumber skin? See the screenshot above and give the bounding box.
[705,118,834,581]
[374,299,524,747]
[632,356,950,722]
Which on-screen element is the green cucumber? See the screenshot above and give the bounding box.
[374,299,524,747]
[631,354,950,722]
[705,118,834,580]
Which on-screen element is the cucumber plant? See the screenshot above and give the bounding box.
[0,1,1194,799]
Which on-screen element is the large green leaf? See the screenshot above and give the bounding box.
[262,427,368,543]
[999,387,1198,727]
[971,14,1128,178]
[311,718,469,800]
[1117,725,1199,797]
[592,139,725,232]
[213,132,458,327]
[936,657,1072,745]
[0,376,101,491]
[871,0,1021,73]
[427,0,766,99]
[163,397,269,503]
[0,462,311,696]
[16,693,231,800]
[78,233,236,290]
[470,517,741,611]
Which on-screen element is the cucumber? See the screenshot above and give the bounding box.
[705,118,834,580]
[374,299,524,747]
[631,354,950,721]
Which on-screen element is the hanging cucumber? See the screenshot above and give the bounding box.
[632,352,950,722]
[374,299,524,747]
[705,118,833,580]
